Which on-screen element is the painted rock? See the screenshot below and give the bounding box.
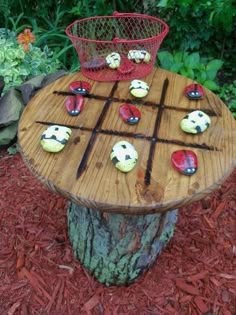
[117,58,135,74]
[129,79,150,98]
[119,103,141,125]
[171,150,198,175]
[184,83,205,100]
[69,81,91,95]
[82,58,107,70]
[110,141,138,172]
[128,49,151,63]
[180,110,211,134]
[64,95,84,116]
[106,52,121,69]
[40,125,72,153]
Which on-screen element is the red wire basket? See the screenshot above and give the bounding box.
[66,12,169,81]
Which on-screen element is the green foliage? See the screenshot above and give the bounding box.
[0,29,61,93]
[217,81,236,118]
[157,51,223,91]
[2,5,80,72]
[154,0,235,47]
[151,0,236,77]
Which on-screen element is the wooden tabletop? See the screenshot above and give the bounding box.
[18,68,236,214]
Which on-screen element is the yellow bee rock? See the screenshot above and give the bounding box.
[40,125,72,152]
[110,141,138,172]
[106,52,121,69]
[129,79,150,98]
[128,50,151,63]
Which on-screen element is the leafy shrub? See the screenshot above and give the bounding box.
[153,0,236,58]
[0,28,61,94]
[217,81,236,118]
[157,51,223,91]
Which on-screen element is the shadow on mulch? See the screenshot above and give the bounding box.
[0,148,235,315]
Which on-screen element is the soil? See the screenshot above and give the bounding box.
[0,147,235,315]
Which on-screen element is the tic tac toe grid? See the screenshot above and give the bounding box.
[37,75,219,185]
[19,68,234,214]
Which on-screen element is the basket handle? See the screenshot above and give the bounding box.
[112,11,152,19]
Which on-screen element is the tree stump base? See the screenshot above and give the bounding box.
[68,203,178,286]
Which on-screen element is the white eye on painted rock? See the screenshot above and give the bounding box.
[106,52,121,69]
[40,125,72,152]
[180,110,211,134]
[110,141,138,172]
[129,79,150,98]
[128,50,151,63]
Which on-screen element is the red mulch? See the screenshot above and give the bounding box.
[0,147,235,315]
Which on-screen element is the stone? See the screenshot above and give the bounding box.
[69,81,91,95]
[117,58,135,74]
[40,125,72,153]
[110,140,138,172]
[128,49,151,63]
[129,79,150,98]
[106,52,121,69]
[184,83,205,100]
[64,95,84,116]
[119,103,141,125]
[180,110,211,134]
[171,150,198,175]
[82,58,107,71]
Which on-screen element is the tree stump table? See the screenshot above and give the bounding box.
[18,68,236,286]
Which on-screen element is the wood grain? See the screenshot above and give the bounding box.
[18,68,236,214]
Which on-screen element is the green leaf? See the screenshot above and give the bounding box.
[170,62,183,73]
[18,67,30,76]
[186,68,195,79]
[0,51,5,63]
[180,67,194,79]
[206,69,218,81]
[228,101,236,110]
[203,80,219,91]
[5,48,18,62]
[180,68,189,78]
[206,59,224,71]
[156,0,168,7]
[15,48,25,60]
[196,71,207,84]
[184,52,200,69]
[173,51,183,63]
[158,51,174,70]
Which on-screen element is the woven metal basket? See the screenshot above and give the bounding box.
[66,12,169,81]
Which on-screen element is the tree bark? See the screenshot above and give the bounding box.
[68,203,178,286]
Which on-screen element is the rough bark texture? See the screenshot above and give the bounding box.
[68,203,178,286]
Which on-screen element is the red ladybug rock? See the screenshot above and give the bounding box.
[119,103,141,125]
[117,58,135,75]
[64,95,85,116]
[69,81,91,96]
[184,83,205,100]
[82,58,107,71]
[171,150,198,175]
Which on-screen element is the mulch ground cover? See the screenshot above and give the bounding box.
[0,147,235,315]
